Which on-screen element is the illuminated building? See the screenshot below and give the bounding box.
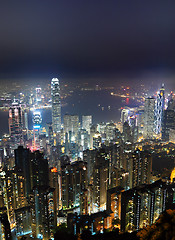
[47,123,54,146]
[129,149,152,189]
[30,186,54,240]
[63,114,79,141]
[82,115,92,134]
[15,146,31,200]
[8,99,23,149]
[23,110,28,142]
[121,180,167,232]
[61,161,88,215]
[83,149,97,184]
[93,133,101,149]
[2,169,27,230]
[35,87,42,103]
[122,121,132,143]
[143,97,155,139]
[169,129,175,143]
[162,98,175,141]
[137,109,144,136]
[154,84,165,135]
[90,125,97,149]
[51,78,61,133]
[105,123,116,143]
[32,111,42,150]
[15,206,31,238]
[0,213,12,240]
[120,108,129,124]
[107,186,123,230]
[78,129,89,151]
[91,148,111,213]
[49,167,59,225]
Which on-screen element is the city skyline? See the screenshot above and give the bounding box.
[0,1,175,240]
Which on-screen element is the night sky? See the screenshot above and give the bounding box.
[0,1,175,85]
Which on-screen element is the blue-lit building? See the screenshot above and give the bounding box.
[32,111,42,150]
[154,84,165,135]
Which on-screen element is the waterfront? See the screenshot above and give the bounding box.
[0,90,141,137]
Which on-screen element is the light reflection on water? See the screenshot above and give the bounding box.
[0,91,141,137]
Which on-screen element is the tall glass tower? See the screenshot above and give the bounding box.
[154,84,165,134]
[51,78,61,133]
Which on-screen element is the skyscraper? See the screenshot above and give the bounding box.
[154,84,165,134]
[9,99,23,148]
[63,114,79,141]
[51,78,61,133]
[143,97,155,139]
[82,115,92,134]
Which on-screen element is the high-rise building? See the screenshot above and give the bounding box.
[51,78,61,133]
[32,111,42,150]
[129,149,152,189]
[105,123,116,143]
[8,99,23,148]
[63,114,79,141]
[143,97,155,139]
[122,122,132,143]
[162,98,175,141]
[82,115,92,134]
[91,148,111,213]
[121,180,167,232]
[154,84,165,134]
[61,161,88,215]
[121,108,129,124]
[35,87,42,104]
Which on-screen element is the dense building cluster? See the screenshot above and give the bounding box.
[0,79,174,239]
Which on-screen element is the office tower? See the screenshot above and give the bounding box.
[63,114,79,141]
[92,133,101,149]
[129,149,152,189]
[143,97,155,139]
[154,84,165,134]
[47,123,54,146]
[35,87,42,104]
[105,123,116,143]
[90,125,97,149]
[32,111,42,150]
[8,99,23,148]
[121,108,129,124]
[77,129,89,154]
[122,122,132,143]
[23,110,28,142]
[82,115,92,134]
[137,109,144,136]
[162,98,175,141]
[51,78,61,133]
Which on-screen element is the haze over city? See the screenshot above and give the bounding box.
[0,1,175,240]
